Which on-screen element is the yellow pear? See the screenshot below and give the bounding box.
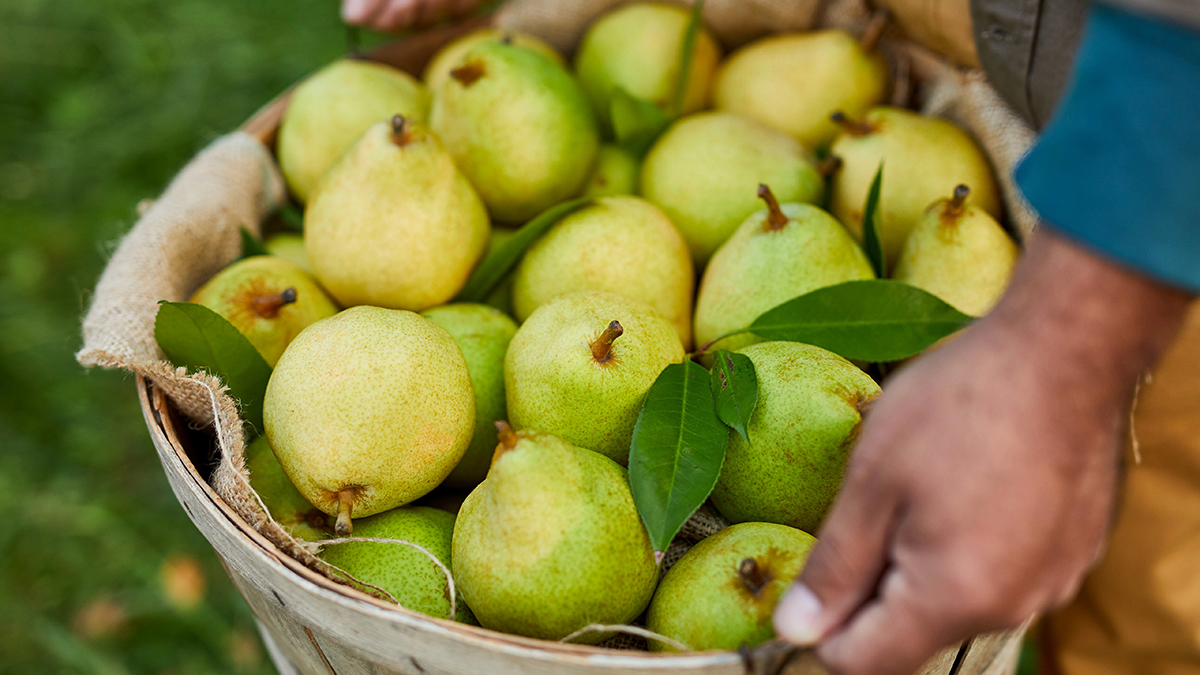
[581,145,640,198]
[424,28,563,90]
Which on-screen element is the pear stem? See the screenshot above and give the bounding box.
[739,558,768,596]
[252,287,298,318]
[818,155,843,178]
[451,60,486,87]
[946,184,971,216]
[391,115,414,147]
[831,111,875,137]
[591,321,624,364]
[758,184,789,232]
[499,34,513,45]
[860,9,891,53]
[495,421,519,450]
[335,490,355,536]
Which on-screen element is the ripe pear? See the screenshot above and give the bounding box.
[320,506,475,623]
[581,145,640,198]
[894,185,1019,316]
[711,342,880,533]
[694,186,874,355]
[264,233,311,273]
[512,196,694,346]
[189,256,338,367]
[305,116,489,311]
[574,2,721,131]
[452,425,658,642]
[505,291,685,465]
[263,306,474,535]
[646,522,817,651]
[714,30,888,148]
[829,106,1001,266]
[430,43,598,224]
[245,436,329,542]
[482,227,519,316]
[277,59,429,203]
[421,304,519,490]
[424,28,563,90]
[642,112,825,263]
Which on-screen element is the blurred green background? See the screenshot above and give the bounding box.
[0,0,357,672]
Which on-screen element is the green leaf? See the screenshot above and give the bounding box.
[154,302,273,432]
[239,226,269,259]
[278,203,305,232]
[629,361,729,554]
[671,0,707,117]
[709,349,758,444]
[457,198,593,302]
[611,88,671,158]
[748,280,973,362]
[861,163,886,278]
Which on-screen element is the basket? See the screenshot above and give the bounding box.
[126,8,1032,675]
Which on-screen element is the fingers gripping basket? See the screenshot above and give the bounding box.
[80,1,1035,672]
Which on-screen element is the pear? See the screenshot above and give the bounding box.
[581,145,640,198]
[506,291,685,465]
[574,2,721,131]
[482,227,519,317]
[894,185,1019,316]
[264,233,311,273]
[642,112,825,263]
[713,30,888,148]
[305,116,489,311]
[711,342,880,533]
[430,42,599,224]
[829,106,1001,266]
[424,28,563,91]
[245,436,329,542]
[263,306,474,535]
[421,304,519,490]
[646,522,817,651]
[694,186,874,355]
[512,196,695,346]
[320,506,475,623]
[277,59,429,203]
[189,256,338,367]
[452,424,658,642]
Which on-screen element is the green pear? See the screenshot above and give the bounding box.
[581,145,640,198]
[506,291,685,465]
[424,28,563,91]
[482,227,519,316]
[512,196,694,346]
[713,30,888,148]
[305,116,490,311]
[694,186,874,355]
[646,522,817,651]
[320,506,474,623]
[430,43,598,224]
[574,2,721,131]
[421,304,519,490]
[711,342,880,533]
[245,436,329,542]
[264,306,474,535]
[829,106,1001,266]
[452,425,658,642]
[277,59,429,203]
[189,256,338,367]
[642,112,825,263]
[264,233,311,273]
[894,185,1019,316]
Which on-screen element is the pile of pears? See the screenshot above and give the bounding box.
[189,3,1019,653]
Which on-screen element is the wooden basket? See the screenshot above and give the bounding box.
[138,15,1026,675]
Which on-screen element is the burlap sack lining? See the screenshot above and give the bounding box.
[75,0,1038,639]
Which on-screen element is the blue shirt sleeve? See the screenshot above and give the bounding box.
[1013,3,1200,292]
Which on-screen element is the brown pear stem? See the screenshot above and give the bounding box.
[391,115,414,147]
[591,321,624,364]
[831,111,875,137]
[451,60,486,87]
[860,9,891,53]
[818,155,843,178]
[739,558,768,596]
[495,421,519,450]
[941,184,971,223]
[758,184,789,232]
[252,287,298,318]
[335,490,355,536]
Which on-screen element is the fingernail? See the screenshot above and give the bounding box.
[342,0,370,22]
[773,583,824,645]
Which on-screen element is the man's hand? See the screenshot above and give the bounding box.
[773,230,1191,675]
[342,0,487,32]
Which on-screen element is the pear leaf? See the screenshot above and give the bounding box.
[862,163,886,278]
[154,301,273,432]
[709,349,757,444]
[457,198,593,302]
[278,203,305,232]
[239,226,269,259]
[611,88,671,158]
[629,360,729,554]
[670,0,707,118]
[748,279,973,362]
